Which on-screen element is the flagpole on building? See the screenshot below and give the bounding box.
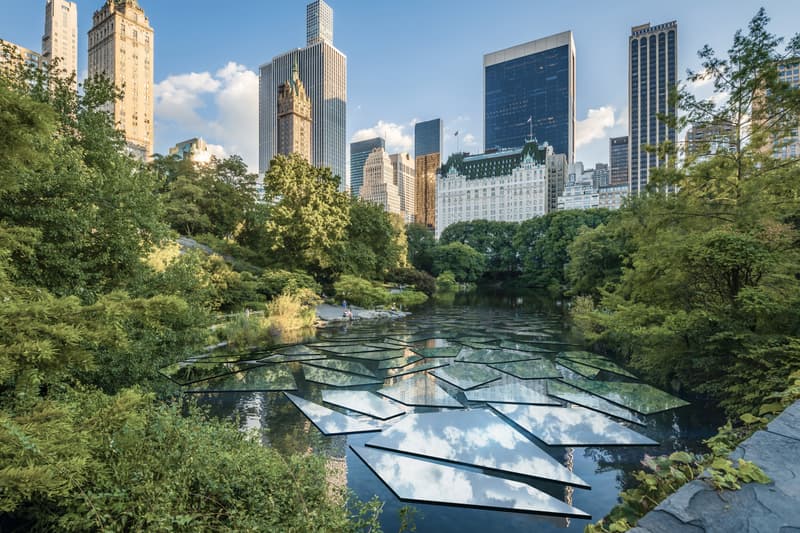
[455,130,459,153]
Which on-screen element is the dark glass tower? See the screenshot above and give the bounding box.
[484,31,575,162]
[628,21,677,194]
[609,136,629,186]
[350,137,385,197]
[415,118,443,157]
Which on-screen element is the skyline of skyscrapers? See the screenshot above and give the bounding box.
[628,21,678,194]
[88,0,154,160]
[484,31,576,163]
[259,0,347,190]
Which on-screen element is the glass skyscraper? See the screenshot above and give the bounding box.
[609,136,629,186]
[259,0,347,189]
[415,118,442,157]
[628,21,677,194]
[350,137,385,198]
[484,31,575,162]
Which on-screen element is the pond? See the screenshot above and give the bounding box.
[169,289,723,532]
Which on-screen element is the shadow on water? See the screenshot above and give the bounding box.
[193,288,725,532]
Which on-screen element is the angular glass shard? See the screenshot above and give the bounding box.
[322,390,406,420]
[160,360,265,385]
[365,409,588,487]
[413,346,461,358]
[366,341,410,350]
[317,344,391,355]
[491,404,658,446]
[378,354,422,370]
[465,383,561,405]
[284,393,381,435]
[490,359,562,380]
[258,353,326,363]
[383,359,452,379]
[458,336,500,344]
[559,351,637,379]
[456,348,540,365]
[351,446,590,518]
[378,374,462,407]
[302,365,383,387]
[547,380,646,426]
[497,340,554,353]
[556,359,601,379]
[184,365,297,393]
[412,338,455,349]
[275,344,323,356]
[560,378,690,415]
[430,362,502,390]
[337,349,413,361]
[304,359,377,377]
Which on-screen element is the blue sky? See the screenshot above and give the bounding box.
[2,0,798,176]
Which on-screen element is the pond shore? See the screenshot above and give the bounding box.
[315,303,410,325]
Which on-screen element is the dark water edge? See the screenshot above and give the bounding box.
[196,288,725,532]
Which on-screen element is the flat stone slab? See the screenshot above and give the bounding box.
[632,400,800,532]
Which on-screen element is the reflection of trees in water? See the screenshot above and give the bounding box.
[562,447,575,528]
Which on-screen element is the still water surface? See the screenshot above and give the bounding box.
[196,290,722,532]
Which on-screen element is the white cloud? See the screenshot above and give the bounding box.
[575,105,617,149]
[462,133,477,146]
[351,120,413,154]
[154,63,257,171]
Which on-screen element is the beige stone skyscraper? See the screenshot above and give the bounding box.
[42,0,78,82]
[88,0,154,160]
[361,147,401,216]
[390,152,415,223]
[277,62,312,162]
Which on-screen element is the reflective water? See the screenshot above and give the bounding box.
[190,289,723,531]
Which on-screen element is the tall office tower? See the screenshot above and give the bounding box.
[390,152,416,223]
[88,0,154,160]
[685,122,735,158]
[42,0,78,81]
[414,118,442,228]
[360,148,402,216]
[350,137,385,198]
[593,163,610,188]
[546,152,567,213]
[609,136,629,185]
[0,39,48,74]
[773,59,799,159]
[484,31,576,162]
[277,62,312,162]
[629,21,677,194]
[259,0,347,189]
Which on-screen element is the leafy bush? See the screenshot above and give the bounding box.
[435,271,458,293]
[266,288,321,336]
[333,275,389,308]
[390,290,428,308]
[388,267,436,296]
[259,269,321,299]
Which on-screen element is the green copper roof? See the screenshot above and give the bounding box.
[441,141,548,180]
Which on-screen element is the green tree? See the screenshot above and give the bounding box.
[259,154,350,276]
[440,219,520,278]
[431,242,486,283]
[406,222,436,272]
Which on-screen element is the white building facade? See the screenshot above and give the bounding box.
[436,142,555,238]
[390,152,415,223]
[361,148,402,216]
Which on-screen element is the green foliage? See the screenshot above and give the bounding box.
[515,209,612,288]
[259,154,350,275]
[388,267,437,296]
[440,219,520,279]
[430,242,486,283]
[435,271,459,293]
[390,290,429,308]
[406,222,436,273]
[259,269,322,299]
[0,389,358,532]
[333,275,389,308]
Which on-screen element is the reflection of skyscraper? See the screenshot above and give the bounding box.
[628,21,677,194]
[42,0,78,82]
[259,0,347,189]
[88,0,154,160]
[484,31,576,162]
[414,119,442,228]
[350,137,385,198]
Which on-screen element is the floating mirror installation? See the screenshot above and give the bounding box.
[413,346,461,358]
[382,359,452,379]
[322,390,406,420]
[497,340,553,353]
[377,354,422,370]
[490,404,658,446]
[303,358,377,378]
[490,359,563,380]
[284,393,381,435]
[351,446,591,518]
[559,351,638,378]
[556,358,602,379]
[159,360,265,386]
[378,374,463,407]
[365,409,589,487]
[546,380,646,426]
[430,362,502,390]
[455,348,539,364]
[302,365,383,387]
[184,365,297,393]
[560,378,690,415]
[465,382,560,405]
